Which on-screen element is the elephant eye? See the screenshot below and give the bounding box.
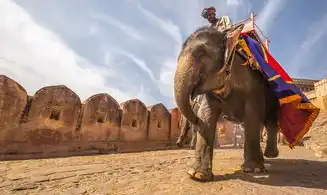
[192,47,207,63]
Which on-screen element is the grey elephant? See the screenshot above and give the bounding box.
[174,24,280,181]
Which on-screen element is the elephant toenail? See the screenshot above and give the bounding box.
[194,172,205,179]
[186,169,196,177]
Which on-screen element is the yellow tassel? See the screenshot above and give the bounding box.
[238,38,261,70]
[268,75,281,81]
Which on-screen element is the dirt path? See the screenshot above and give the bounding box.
[0,145,326,195]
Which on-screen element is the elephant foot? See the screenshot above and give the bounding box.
[176,137,184,148]
[186,168,214,182]
[241,161,267,173]
[264,147,279,158]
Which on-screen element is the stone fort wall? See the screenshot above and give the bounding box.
[0,75,182,160]
[293,77,327,110]
[1,74,326,160]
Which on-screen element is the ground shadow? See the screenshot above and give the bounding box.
[180,145,243,150]
[214,158,327,190]
[218,145,243,150]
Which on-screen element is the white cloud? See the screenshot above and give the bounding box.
[159,59,176,101]
[88,22,101,36]
[256,0,286,36]
[137,3,192,100]
[0,0,256,108]
[0,0,131,102]
[288,14,327,76]
[117,50,157,83]
[92,13,143,41]
[138,5,183,46]
[227,0,240,6]
[135,85,159,106]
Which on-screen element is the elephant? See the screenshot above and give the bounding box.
[174,24,280,181]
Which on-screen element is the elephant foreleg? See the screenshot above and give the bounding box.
[242,102,265,173]
[264,117,279,158]
[187,94,220,181]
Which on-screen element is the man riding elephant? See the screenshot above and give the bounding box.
[201,6,233,30]
[173,6,280,181]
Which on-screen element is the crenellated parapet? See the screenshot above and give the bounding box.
[0,75,182,159]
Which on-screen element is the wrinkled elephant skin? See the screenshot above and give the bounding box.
[174,26,280,181]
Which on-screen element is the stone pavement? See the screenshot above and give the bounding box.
[0,145,327,195]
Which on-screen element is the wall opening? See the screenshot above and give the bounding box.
[50,109,61,120]
[131,119,137,128]
[107,115,112,122]
[97,116,104,123]
[157,121,161,128]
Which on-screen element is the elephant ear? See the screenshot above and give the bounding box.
[224,24,245,66]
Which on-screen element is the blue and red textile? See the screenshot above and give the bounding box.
[239,32,320,148]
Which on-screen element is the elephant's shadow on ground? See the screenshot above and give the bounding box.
[214,158,327,190]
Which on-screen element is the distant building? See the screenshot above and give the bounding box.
[292,78,319,92]
[314,78,327,97]
[292,77,327,110]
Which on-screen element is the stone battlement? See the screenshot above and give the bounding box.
[0,75,182,160]
[292,77,319,92]
[1,74,326,160]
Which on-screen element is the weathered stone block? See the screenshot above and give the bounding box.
[169,107,181,142]
[25,85,82,146]
[0,75,28,143]
[81,93,120,142]
[120,99,148,141]
[148,103,170,141]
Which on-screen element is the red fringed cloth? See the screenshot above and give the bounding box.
[239,31,320,148]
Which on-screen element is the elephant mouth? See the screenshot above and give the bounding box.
[191,78,227,99]
[190,86,198,100]
[212,85,227,95]
[190,82,202,100]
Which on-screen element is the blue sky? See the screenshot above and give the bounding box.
[0,0,326,108]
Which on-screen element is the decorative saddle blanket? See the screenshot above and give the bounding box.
[235,30,320,148]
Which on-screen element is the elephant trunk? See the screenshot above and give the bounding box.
[174,56,199,125]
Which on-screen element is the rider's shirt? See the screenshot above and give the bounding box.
[213,16,233,31]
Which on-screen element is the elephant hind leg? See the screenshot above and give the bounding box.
[176,116,190,148]
[189,125,197,149]
[242,101,266,173]
[263,116,279,158]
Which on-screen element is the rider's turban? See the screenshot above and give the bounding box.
[201,6,217,23]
